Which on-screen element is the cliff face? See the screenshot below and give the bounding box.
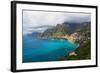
[40,23,69,39]
[40,22,91,43]
[40,22,91,60]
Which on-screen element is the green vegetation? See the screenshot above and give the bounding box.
[67,40,91,60]
[40,24,68,39]
[40,22,91,60]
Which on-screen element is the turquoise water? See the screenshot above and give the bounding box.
[23,35,79,63]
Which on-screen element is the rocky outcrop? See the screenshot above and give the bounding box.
[69,52,77,56]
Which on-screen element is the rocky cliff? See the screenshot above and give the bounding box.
[40,23,69,39]
[40,21,91,60]
[40,22,91,44]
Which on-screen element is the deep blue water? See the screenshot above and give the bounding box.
[23,35,79,63]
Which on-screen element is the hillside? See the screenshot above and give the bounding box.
[40,22,90,42]
[40,21,91,60]
[40,23,69,39]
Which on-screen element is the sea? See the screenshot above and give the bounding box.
[23,35,79,63]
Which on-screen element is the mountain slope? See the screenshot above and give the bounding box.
[40,23,69,39]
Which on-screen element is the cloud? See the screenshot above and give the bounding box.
[23,10,91,34]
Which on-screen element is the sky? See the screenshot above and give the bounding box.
[23,10,91,34]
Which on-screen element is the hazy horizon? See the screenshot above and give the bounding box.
[23,10,91,34]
